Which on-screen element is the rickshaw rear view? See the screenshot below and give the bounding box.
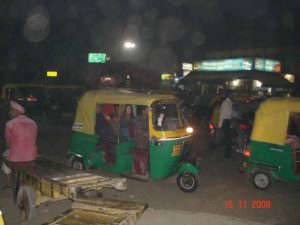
[243,97,300,190]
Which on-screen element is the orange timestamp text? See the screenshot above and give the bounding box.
[224,200,271,209]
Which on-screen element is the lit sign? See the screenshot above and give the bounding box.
[161,74,175,81]
[182,63,193,71]
[254,58,281,72]
[88,53,107,63]
[193,58,253,71]
[47,71,57,77]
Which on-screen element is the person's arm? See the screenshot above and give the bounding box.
[218,104,224,128]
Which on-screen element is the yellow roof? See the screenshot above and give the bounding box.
[251,97,300,145]
[74,89,177,135]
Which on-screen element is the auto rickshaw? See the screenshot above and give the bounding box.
[68,89,200,192]
[242,97,300,190]
[0,210,4,225]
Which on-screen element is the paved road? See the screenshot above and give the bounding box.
[138,209,270,225]
[1,120,300,225]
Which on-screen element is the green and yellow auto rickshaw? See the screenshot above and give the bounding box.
[68,89,200,192]
[243,97,300,190]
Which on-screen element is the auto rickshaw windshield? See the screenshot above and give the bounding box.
[152,101,186,131]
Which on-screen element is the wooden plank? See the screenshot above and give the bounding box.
[43,208,128,225]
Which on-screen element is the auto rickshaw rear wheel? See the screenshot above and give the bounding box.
[70,156,84,170]
[177,172,198,193]
[251,171,271,190]
[17,186,36,222]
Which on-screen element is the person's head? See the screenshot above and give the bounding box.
[124,104,133,117]
[95,104,103,114]
[9,100,25,119]
[141,106,149,118]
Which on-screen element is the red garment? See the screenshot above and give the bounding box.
[5,115,37,162]
[102,104,116,115]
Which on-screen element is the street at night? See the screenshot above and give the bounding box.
[0,118,300,225]
[1,0,300,225]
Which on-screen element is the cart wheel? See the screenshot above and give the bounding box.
[70,156,84,170]
[17,186,36,222]
[251,171,271,190]
[177,172,198,193]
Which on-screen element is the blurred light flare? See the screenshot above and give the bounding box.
[124,41,136,48]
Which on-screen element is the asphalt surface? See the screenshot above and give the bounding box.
[0,119,300,225]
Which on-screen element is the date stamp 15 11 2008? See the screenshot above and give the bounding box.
[225,200,271,209]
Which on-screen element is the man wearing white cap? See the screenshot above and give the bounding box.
[2,100,37,187]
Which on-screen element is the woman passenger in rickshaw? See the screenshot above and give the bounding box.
[285,112,300,173]
[285,113,300,149]
[120,104,135,140]
[131,106,149,175]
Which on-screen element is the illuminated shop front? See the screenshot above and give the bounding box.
[180,58,293,95]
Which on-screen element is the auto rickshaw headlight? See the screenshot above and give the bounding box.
[186,126,194,134]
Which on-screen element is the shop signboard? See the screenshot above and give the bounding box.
[47,71,58,77]
[193,58,253,72]
[254,58,281,72]
[161,73,175,80]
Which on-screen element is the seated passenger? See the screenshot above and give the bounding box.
[131,106,149,175]
[120,104,134,140]
[133,106,149,150]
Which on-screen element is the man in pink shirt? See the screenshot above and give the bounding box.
[2,101,37,187]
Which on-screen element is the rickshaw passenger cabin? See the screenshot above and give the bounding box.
[243,97,300,190]
[69,89,199,192]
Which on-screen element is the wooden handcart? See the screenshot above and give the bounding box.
[11,158,146,225]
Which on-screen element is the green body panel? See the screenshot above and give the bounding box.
[70,131,134,173]
[177,162,200,175]
[245,140,300,182]
[70,132,199,180]
[149,137,190,180]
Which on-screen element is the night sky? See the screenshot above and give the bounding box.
[1,0,299,84]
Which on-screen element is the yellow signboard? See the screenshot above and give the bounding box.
[47,71,58,77]
[161,73,175,81]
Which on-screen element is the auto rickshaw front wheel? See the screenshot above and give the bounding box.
[177,172,199,193]
[251,171,271,190]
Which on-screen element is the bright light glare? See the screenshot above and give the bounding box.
[124,41,136,49]
[186,127,194,134]
[256,80,262,87]
[232,79,239,86]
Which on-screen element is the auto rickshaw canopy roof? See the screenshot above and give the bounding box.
[251,97,300,145]
[74,89,177,135]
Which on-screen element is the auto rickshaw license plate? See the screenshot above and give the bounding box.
[172,144,182,156]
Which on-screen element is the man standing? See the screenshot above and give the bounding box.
[2,101,37,187]
[218,90,233,158]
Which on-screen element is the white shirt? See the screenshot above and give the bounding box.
[218,97,233,127]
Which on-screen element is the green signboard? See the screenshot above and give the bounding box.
[88,53,107,63]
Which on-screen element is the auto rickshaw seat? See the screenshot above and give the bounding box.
[130,147,149,175]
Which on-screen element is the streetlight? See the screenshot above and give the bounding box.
[124,41,136,49]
